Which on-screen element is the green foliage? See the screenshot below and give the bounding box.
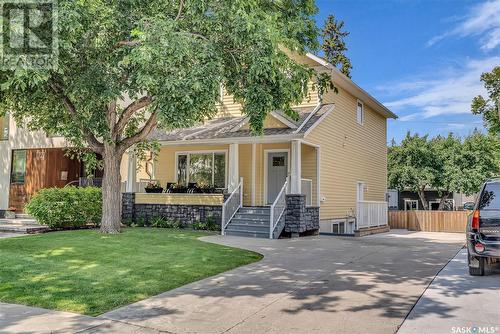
[192,216,220,231]
[321,14,352,78]
[25,187,102,228]
[122,218,133,227]
[133,218,146,227]
[0,229,262,315]
[388,131,500,207]
[472,66,500,136]
[151,217,183,229]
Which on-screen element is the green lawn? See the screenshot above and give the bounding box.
[0,229,262,316]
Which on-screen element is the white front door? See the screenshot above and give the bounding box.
[267,152,288,204]
[357,182,365,202]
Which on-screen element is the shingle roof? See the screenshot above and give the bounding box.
[150,104,333,142]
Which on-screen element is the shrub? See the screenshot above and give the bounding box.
[26,187,102,229]
[151,217,183,229]
[122,218,133,227]
[193,217,220,231]
[133,218,146,227]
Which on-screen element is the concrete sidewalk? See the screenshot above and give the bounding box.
[398,249,500,334]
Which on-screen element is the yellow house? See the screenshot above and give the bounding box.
[123,52,397,238]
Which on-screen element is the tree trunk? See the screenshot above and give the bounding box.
[437,191,449,211]
[417,187,429,210]
[100,145,123,233]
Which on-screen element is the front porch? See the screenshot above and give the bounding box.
[122,140,321,238]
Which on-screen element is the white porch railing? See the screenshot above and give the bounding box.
[301,178,312,206]
[269,177,289,239]
[221,177,243,235]
[356,201,388,229]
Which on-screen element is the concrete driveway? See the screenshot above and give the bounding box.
[98,230,464,334]
[399,248,500,334]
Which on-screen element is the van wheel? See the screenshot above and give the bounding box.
[468,255,486,276]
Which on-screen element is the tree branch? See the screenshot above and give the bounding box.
[114,95,153,138]
[119,112,158,152]
[175,0,184,20]
[48,79,104,154]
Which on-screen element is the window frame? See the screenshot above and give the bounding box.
[175,150,228,188]
[10,149,27,184]
[356,99,364,125]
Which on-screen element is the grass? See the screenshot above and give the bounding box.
[0,228,262,316]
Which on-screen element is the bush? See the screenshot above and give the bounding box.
[151,217,183,229]
[26,187,102,229]
[193,217,220,231]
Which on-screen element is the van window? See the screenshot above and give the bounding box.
[478,183,500,210]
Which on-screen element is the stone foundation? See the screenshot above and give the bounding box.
[284,194,319,237]
[121,193,222,226]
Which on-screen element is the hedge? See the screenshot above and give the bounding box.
[26,187,102,229]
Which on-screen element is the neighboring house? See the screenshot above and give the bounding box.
[1,51,397,238]
[387,188,476,211]
[123,52,397,238]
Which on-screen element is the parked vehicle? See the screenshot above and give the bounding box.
[467,179,500,276]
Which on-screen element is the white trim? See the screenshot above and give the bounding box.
[299,139,320,148]
[263,149,290,205]
[251,143,256,206]
[305,52,397,119]
[290,140,302,194]
[174,150,228,187]
[357,181,365,202]
[302,104,335,138]
[159,133,303,146]
[316,146,321,207]
[270,111,298,129]
[294,102,322,134]
[404,199,419,211]
[356,99,364,125]
[229,116,249,132]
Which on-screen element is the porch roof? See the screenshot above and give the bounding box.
[150,104,334,142]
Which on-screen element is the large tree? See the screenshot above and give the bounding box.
[389,131,499,210]
[321,14,352,78]
[388,133,437,210]
[0,0,327,233]
[472,66,500,136]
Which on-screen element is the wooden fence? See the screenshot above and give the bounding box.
[388,210,470,233]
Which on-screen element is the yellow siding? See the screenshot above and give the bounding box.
[135,193,223,205]
[305,86,388,220]
[301,143,318,206]
[241,114,288,130]
[120,152,151,183]
[155,145,229,187]
[217,81,319,118]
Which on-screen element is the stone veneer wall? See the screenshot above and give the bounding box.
[122,193,222,225]
[284,194,319,236]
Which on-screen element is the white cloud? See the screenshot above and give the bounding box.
[385,56,500,120]
[427,0,500,50]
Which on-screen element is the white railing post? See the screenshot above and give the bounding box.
[221,178,243,236]
[239,177,243,210]
[221,205,226,235]
[269,206,274,239]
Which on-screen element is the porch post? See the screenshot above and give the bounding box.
[228,143,239,192]
[126,151,137,193]
[290,140,301,194]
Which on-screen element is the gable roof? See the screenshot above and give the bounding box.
[305,53,397,119]
[150,104,334,144]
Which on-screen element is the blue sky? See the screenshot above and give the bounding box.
[315,0,500,143]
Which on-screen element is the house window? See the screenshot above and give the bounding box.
[356,100,364,125]
[11,150,27,184]
[176,152,226,188]
[404,199,418,211]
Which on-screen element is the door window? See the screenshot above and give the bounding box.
[11,150,27,184]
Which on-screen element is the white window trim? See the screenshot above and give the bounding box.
[175,150,228,188]
[356,99,364,125]
[356,181,365,202]
[404,199,419,211]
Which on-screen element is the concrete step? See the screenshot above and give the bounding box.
[233,212,270,220]
[225,230,269,238]
[0,219,48,234]
[230,218,270,226]
[238,207,270,215]
[226,224,270,232]
[15,213,33,219]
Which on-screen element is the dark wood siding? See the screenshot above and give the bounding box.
[8,148,81,212]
